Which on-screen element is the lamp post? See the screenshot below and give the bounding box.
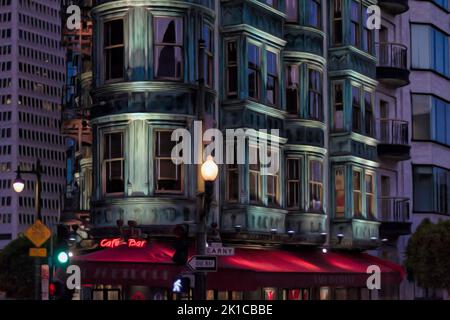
[13,159,44,300]
[194,155,218,300]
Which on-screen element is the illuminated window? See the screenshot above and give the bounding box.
[266,150,279,206]
[104,19,124,81]
[366,173,375,219]
[155,131,183,193]
[154,16,183,80]
[249,146,261,203]
[103,132,124,194]
[335,167,345,217]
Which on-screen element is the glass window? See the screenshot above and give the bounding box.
[350,1,361,47]
[413,166,449,214]
[227,145,239,202]
[335,168,345,217]
[332,0,343,45]
[333,83,344,130]
[363,6,373,53]
[154,17,183,80]
[249,146,261,203]
[103,132,124,194]
[366,173,375,219]
[308,69,323,121]
[267,150,279,206]
[286,65,299,114]
[307,0,321,28]
[203,23,214,88]
[353,170,362,217]
[266,50,278,106]
[364,91,374,137]
[309,160,323,211]
[287,158,301,208]
[155,131,183,193]
[226,41,238,98]
[352,86,361,133]
[285,0,298,22]
[248,43,261,100]
[104,20,124,81]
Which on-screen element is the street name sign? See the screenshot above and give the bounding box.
[24,219,51,247]
[206,246,235,256]
[29,247,47,257]
[187,255,217,272]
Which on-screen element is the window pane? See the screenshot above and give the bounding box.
[154,17,183,79]
[286,0,298,22]
[155,46,183,79]
[154,17,183,44]
[286,65,299,114]
[308,0,321,28]
[104,20,123,46]
[352,86,361,133]
[333,83,344,130]
[335,168,345,217]
[413,166,434,211]
[412,94,431,140]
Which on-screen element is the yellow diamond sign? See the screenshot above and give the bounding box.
[24,220,51,248]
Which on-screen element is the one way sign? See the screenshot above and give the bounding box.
[187,255,217,272]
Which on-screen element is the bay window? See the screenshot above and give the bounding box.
[286,65,299,114]
[248,43,261,100]
[308,69,323,121]
[334,167,345,218]
[266,50,279,106]
[103,132,124,194]
[155,131,183,193]
[309,160,323,211]
[226,41,238,98]
[154,16,183,80]
[287,158,301,208]
[104,19,124,81]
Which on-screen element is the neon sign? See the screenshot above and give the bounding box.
[100,238,147,248]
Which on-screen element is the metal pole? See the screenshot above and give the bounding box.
[194,39,207,301]
[34,159,43,300]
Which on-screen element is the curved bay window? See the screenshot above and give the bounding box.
[309,160,323,211]
[154,130,183,193]
[104,19,124,81]
[154,16,183,80]
[308,68,323,121]
[103,132,124,195]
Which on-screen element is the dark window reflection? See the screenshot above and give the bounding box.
[154,17,183,80]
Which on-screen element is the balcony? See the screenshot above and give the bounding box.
[379,197,411,237]
[378,0,409,15]
[378,119,411,161]
[376,43,410,88]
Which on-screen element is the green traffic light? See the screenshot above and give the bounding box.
[57,251,69,264]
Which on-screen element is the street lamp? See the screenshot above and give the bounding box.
[194,155,218,300]
[13,159,44,300]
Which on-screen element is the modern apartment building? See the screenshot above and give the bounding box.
[61,0,449,300]
[0,0,66,248]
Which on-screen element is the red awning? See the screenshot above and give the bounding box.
[73,241,404,291]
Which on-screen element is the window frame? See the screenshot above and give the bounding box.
[103,18,125,83]
[334,166,346,218]
[101,131,125,196]
[247,41,262,102]
[365,171,376,219]
[285,64,300,114]
[352,169,363,217]
[286,157,302,209]
[307,67,323,121]
[308,158,324,212]
[225,39,239,99]
[266,49,279,107]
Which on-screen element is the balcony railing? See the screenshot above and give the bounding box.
[376,42,408,69]
[379,119,409,145]
[379,197,410,223]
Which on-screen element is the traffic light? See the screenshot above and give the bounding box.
[54,225,71,267]
[172,224,189,265]
[49,280,73,300]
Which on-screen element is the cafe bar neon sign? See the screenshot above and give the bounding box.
[100,238,147,248]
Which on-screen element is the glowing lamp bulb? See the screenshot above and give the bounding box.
[13,178,25,193]
[57,252,69,264]
[201,156,218,182]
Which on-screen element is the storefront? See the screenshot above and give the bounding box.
[73,241,404,300]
